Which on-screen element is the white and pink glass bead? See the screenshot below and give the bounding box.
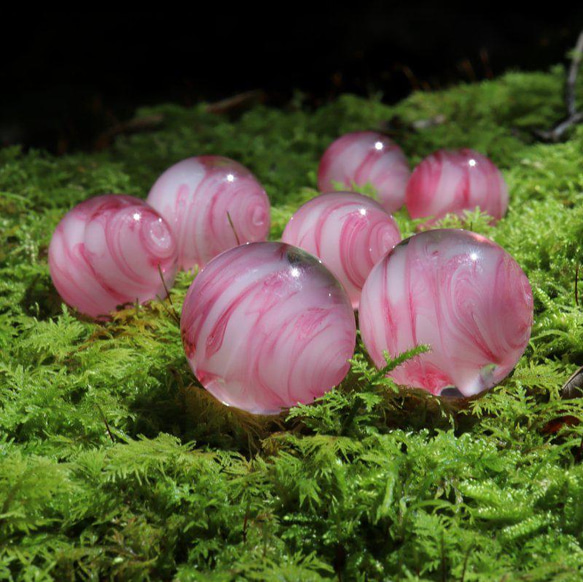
[317,131,411,213]
[48,194,178,320]
[147,156,271,271]
[359,229,533,398]
[282,192,401,309]
[180,242,357,414]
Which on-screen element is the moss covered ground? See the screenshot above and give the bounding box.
[1,67,583,580]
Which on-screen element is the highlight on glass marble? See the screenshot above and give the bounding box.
[180,242,357,415]
[281,192,401,309]
[359,229,533,398]
[317,131,411,213]
[147,155,271,271]
[48,194,178,319]
[405,148,509,225]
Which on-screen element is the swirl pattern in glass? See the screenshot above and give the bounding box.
[147,156,271,270]
[282,192,401,309]
[181,242,357,414]
[49,194,178,319]
[359,229,533,397]
[317,131,410,213]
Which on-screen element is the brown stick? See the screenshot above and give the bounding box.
[94,114,165,150]
[97,404,115,443]
[227,212,241,246]
[206,90,265,114]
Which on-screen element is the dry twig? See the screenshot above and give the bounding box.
[536,30,583,142]
[94,114,165,150]
[205,90,265,114]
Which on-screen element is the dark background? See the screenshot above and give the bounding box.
[3,6,583,153]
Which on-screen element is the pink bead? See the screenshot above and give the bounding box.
[146,156,271,270]
[359,229,533,397]
[317,131,411,213]
[181,242,357,414]
[405,149,509,224]
[49,195,178,319]
[281,192,401,309]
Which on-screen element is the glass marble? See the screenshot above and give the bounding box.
[317,131,410,213]
[146,156,271,271]
[359,229,533,397]
[281,192,401,309]
[405,149,509,224]
[181,242,357,414]
[49,194,178,319]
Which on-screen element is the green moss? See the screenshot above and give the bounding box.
[1,67,583,580]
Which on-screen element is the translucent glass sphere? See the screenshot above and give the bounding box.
[359,229,533,397]
[181,242,357,414]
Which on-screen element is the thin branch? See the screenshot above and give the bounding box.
[156,295,181,325]
[567,30,583,117]
[460,543,473,582]
[536,30,583,142]
[561,366,583,399]
[480,48,493,80]
[205,90,265,114]
[538,111,583,142]
[440,530,447,582]
[227,212,241,246]
[94,114,164,151]
[400,65,420,91]
[157,265,180,324]
[97,404,115,443]
[459,58,477,83]
[575,263,580,307]
[242,499,251,542]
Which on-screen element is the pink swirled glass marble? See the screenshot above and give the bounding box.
[146,156,271,271]
[405,149,509,224]
[317,131,411,213]
[281,192,401,309]
[181,242,357,414]
[359,229,533,397]
[49,194,178,319]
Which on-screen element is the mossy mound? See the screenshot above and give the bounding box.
[1,66,583,580]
